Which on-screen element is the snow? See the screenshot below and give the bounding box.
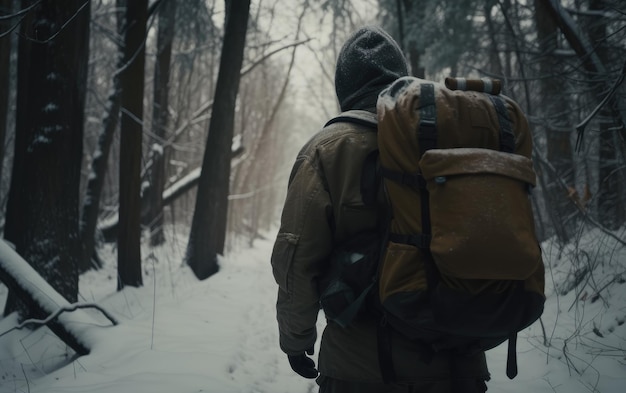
[42,103,59,113]
[0,241,110,356]
[1,226,625,393]
[162,167,201,201]
[151,143,164,156]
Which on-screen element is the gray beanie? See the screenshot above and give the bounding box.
[335,26,409,112]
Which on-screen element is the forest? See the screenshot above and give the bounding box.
[0,0,625,391]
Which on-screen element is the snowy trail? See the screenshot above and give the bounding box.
[217,238,318,393]
[1,233,625,392]
[0,236,318,393]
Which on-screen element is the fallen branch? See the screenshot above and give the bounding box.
[0,240,115,355]
[0,302,118,339]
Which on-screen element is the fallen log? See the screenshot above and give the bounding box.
[0,240,115,355]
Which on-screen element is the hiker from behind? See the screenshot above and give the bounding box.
[270,26,490,392]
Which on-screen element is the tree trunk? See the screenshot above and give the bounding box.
[588,0,625,230]
[0,0,12,184]
[534,0,577,243]
[117,0,148,290]
[540,0,624,133]
[146,0,177,247]
[186,0,250,280]
[401,0,425,78]
[0,240,108,355]
[79,2,126,272]
[484,2,504,78]
[4,0,90,316]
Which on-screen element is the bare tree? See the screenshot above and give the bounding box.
[587,0,626,229]
[145,0,177,246]
[534,0,578,242]
[117,0,148,289]
[3,0,90,316]
[541,0,626,230]
[229,4,308,248]
[79,1,125,272]
[186,0,251,280]
[0,0,12,187]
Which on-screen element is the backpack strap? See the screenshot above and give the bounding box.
[377,318,397,384]
[487,95,515,153]
[416,83,439,289]
[418,83,437,155]
[324,110,377,129]
[381,83,437,257]
[379,168,421,188]
[507,333,519,379]
[326,110,400,383]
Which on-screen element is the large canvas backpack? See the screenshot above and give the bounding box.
[376,76,545,379]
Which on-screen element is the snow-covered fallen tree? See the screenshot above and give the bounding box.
[0,240,117,355]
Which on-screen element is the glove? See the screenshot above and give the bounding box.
[287,347,318,379]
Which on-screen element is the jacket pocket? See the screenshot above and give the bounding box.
[272,232,300,292]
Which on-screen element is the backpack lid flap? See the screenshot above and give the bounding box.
[419,148,536,186]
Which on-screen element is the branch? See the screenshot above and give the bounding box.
[533,145,626,247]
[0,302,118,339]
[19,0,90,44]
[0,0,42,21]
[240,38,311,77]
[166,39,312,145]
[575,58,626,150]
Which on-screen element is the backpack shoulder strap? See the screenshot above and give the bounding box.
[418,83,437,155]
[325,110,377,129]
[487,95,515,153]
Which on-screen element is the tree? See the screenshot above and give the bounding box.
[0,0,12,186]
[587,0,626,229]
[541,0,626,230]
[533,0,578,242]
[0,240,117,355]
[117,0,148,290]
[79,1,126,272]
[228,3,308,249]
[186,0,251,280]
[3,0,90,316]
[146,0,177,246]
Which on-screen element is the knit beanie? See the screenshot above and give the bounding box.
[335,26,409,112]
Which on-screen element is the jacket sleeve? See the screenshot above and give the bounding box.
[271,154,333,355]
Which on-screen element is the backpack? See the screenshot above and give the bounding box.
[318,77,545,380]
[376,76,545,379]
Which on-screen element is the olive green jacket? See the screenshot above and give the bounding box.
[271,111,490,382]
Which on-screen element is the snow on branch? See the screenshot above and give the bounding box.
[0,302,118,339]
[0,240,117,355]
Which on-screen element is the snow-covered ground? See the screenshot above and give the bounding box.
[0,226,625,392]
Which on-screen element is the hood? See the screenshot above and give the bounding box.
[335,26,409,112]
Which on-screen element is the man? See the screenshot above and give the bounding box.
[271,26,490,392]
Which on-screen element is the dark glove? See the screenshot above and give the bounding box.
[287,347,318,379]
